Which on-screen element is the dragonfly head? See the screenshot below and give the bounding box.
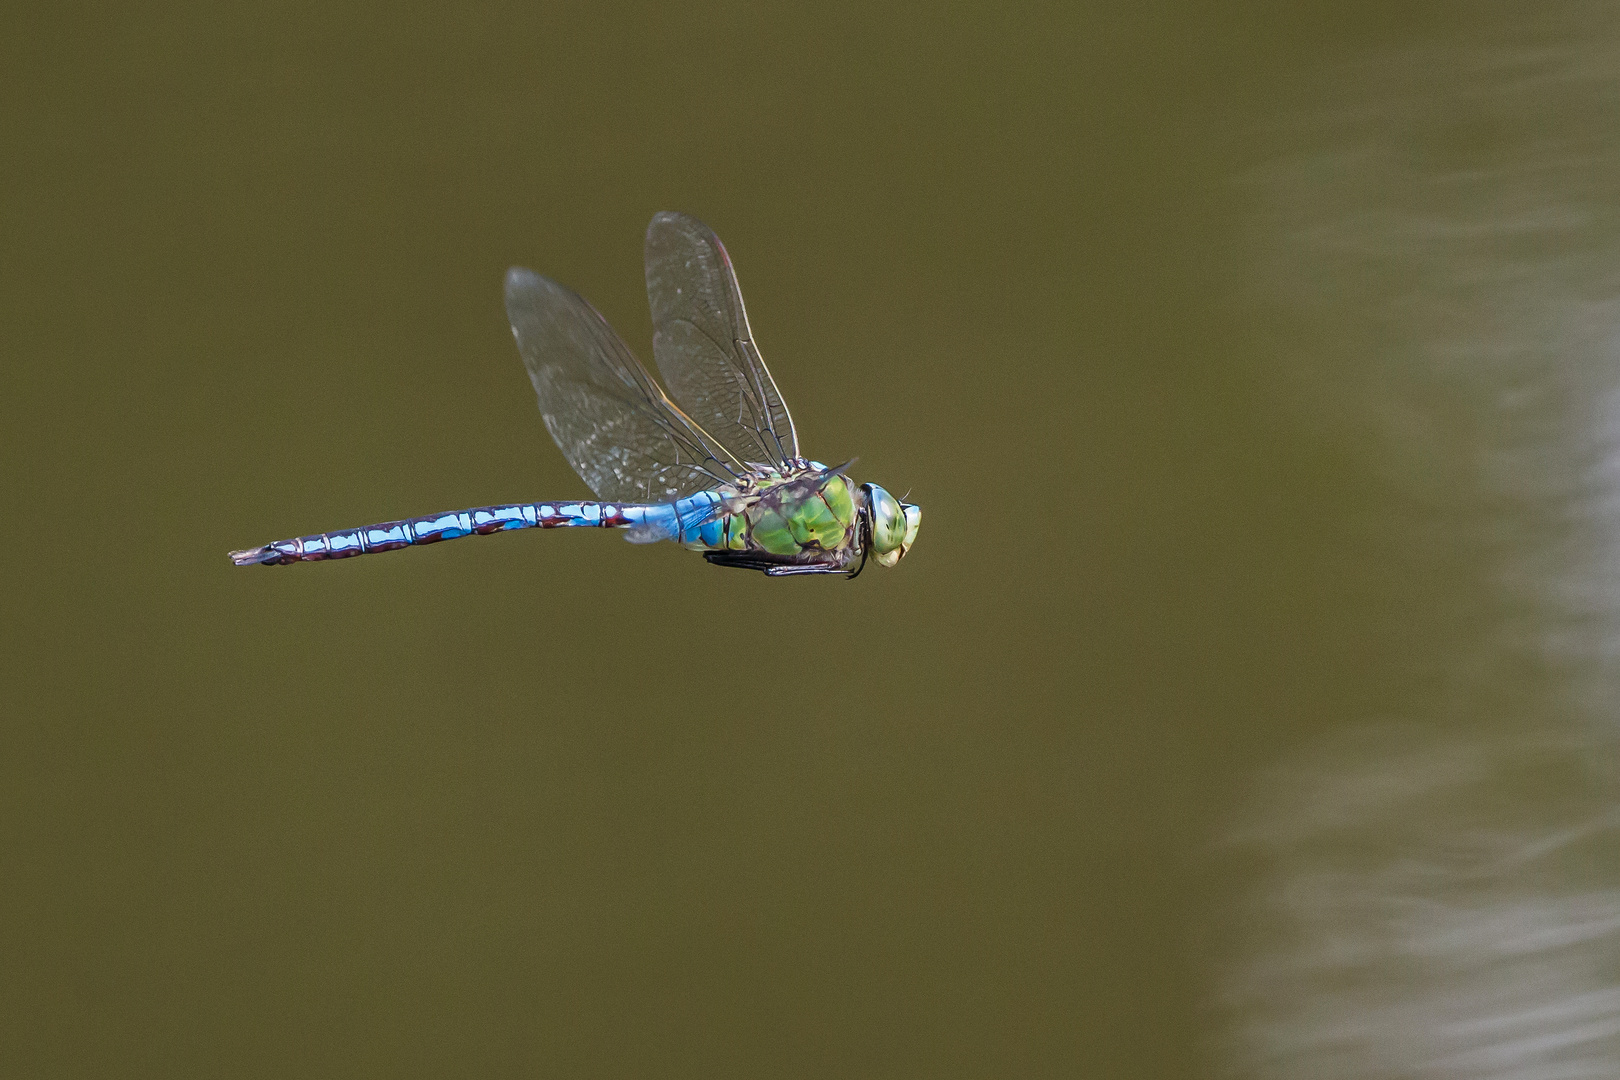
[860,483,921,569]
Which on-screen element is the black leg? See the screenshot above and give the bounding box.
[704,551,845,576]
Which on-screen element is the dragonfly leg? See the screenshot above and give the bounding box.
[702,551,845,576]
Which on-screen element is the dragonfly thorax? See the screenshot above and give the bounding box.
[682,461,919,576]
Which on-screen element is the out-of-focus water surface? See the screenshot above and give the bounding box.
[1217,17,1620,1078]
[5,2,1620,1077]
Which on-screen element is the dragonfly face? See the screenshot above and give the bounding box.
[861,483,922,569]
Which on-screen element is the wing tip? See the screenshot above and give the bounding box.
[505,265,540,294]
[647,210,715,244]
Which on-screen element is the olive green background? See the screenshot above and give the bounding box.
[8,3,1615,1078]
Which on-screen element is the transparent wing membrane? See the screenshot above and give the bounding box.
[505,268,744,503]
[644,212,799,469]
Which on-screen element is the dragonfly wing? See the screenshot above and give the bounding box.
[505,268,744,503]
[644,212,800,468]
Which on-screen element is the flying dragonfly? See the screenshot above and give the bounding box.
[229,212,920,577]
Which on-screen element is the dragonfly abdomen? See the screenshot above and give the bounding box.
[229,498,707,566]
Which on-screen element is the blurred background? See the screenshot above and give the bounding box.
[5,1,1619,1076]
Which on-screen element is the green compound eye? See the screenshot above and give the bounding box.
[862,483,919,569]
[867,485,906,554]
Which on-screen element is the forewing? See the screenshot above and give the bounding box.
[505,268,742,503]
[644,212,799,468]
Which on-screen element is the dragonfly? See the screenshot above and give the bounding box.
[229,212,920,577]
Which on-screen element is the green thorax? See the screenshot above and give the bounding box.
[685,463,861,565]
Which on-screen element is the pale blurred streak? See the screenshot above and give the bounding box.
[1217,10,1620,1079]
[1219,733,1620,1079]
